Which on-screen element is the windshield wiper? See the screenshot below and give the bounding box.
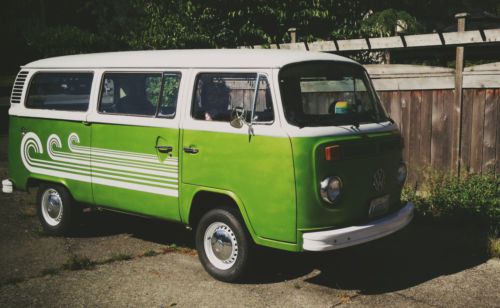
[350,112,360,129]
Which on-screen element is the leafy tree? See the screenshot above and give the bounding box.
[1,0,499,73]
[360,9,423,37]
[24,26,107,58]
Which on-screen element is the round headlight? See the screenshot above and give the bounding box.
[320,176,342,204]
[397,163,407,184]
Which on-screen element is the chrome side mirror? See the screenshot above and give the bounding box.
[229,73,264,131]
[229,106,246,129]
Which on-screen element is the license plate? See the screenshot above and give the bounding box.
[369,195,390,217]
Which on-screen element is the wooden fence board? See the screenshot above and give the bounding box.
[460,89,474,173]
[377,87,498,178]
[390,91,402,129]
[482,89,497,173]
[496,89,500,174]
[400,91,412,166]
[431,90,445,169]
[419,91,433,167]
[408,91,422,182]
[443,90,455,171]
[379,92,391,114]
[470,89,486,173]
[369,66,499,177]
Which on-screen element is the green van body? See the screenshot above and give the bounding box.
[5,50,411,253]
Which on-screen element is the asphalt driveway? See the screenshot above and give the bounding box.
[0,135,499,307]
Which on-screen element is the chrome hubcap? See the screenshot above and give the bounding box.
[41,189,63,226]
[204,222,238,270]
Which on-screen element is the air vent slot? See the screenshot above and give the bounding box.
[10,71,29,104]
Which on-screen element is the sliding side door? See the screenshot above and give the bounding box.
[88,71,183,220]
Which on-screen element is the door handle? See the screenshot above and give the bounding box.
[155,145,173,153]
[183,146,199,154]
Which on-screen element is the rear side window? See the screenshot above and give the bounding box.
[192,73,274,123]
[99,72,181,118]
[26,72,93,111]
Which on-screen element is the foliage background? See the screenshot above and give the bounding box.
[1,0,500,74]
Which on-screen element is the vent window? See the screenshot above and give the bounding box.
[10,71,29,104]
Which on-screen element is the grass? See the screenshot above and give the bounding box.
[4,277,24,285]
[101,253,133,264]
[63,255,96,271]
[489,238,500,258]
[63,253,135,271]
[162,244,197,256]
[142,250,159,257]
[43,244,194,276]
[40,267,60,276]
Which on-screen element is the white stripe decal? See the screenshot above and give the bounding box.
[68,134,178,166]
[21,132,179,197]
[30,157,178,187]
[53,150,179,171]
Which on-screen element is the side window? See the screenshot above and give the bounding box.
[192,73,274,123]
[99,72,180,118]
[26,72,93,111]
[158,74,181,118]
[99,73,160,116]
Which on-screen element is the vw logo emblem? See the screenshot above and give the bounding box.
[373,168,385,192]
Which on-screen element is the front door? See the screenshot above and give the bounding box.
[181,71,297,243]
[88,71,182,220]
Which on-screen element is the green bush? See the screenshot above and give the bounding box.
[24,26,108,58]
[403,171,499,234]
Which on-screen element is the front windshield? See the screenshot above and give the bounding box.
[279,61,388,127]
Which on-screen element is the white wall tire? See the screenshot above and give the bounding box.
[203,222,239,270]
[36,183,74,235]
[196,207,252,282]
[40,188,63,227]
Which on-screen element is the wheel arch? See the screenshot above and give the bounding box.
[185,187,257,242]
[26,176,72,197]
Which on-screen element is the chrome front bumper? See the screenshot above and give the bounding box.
[302,202,414,251]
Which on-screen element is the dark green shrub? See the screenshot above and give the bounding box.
[403,171,499,234]
[24,26,108,58]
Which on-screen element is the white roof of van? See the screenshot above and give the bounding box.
[23,49,357,69]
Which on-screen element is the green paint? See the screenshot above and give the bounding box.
[291,129,404,235]
[181,128,296,243]
[9,115,404,253]
[90,123,180,220]
[9,116,93,203]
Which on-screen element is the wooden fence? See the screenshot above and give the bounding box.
[367,62,499,181]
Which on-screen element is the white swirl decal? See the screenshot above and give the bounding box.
[20,132,178,197]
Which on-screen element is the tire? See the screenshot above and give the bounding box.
[36,183,75,236]
[195,207,252,282]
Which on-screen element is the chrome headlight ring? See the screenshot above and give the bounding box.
[320,176,342,204]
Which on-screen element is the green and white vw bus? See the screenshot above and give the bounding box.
[3,50,413,281]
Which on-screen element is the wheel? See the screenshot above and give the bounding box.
[195,207,252,282]
[36,183,75,235]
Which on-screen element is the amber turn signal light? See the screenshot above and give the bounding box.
[325,145,341,161]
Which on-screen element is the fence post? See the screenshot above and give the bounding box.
[453,12,469,175]
[288,28,297,43]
